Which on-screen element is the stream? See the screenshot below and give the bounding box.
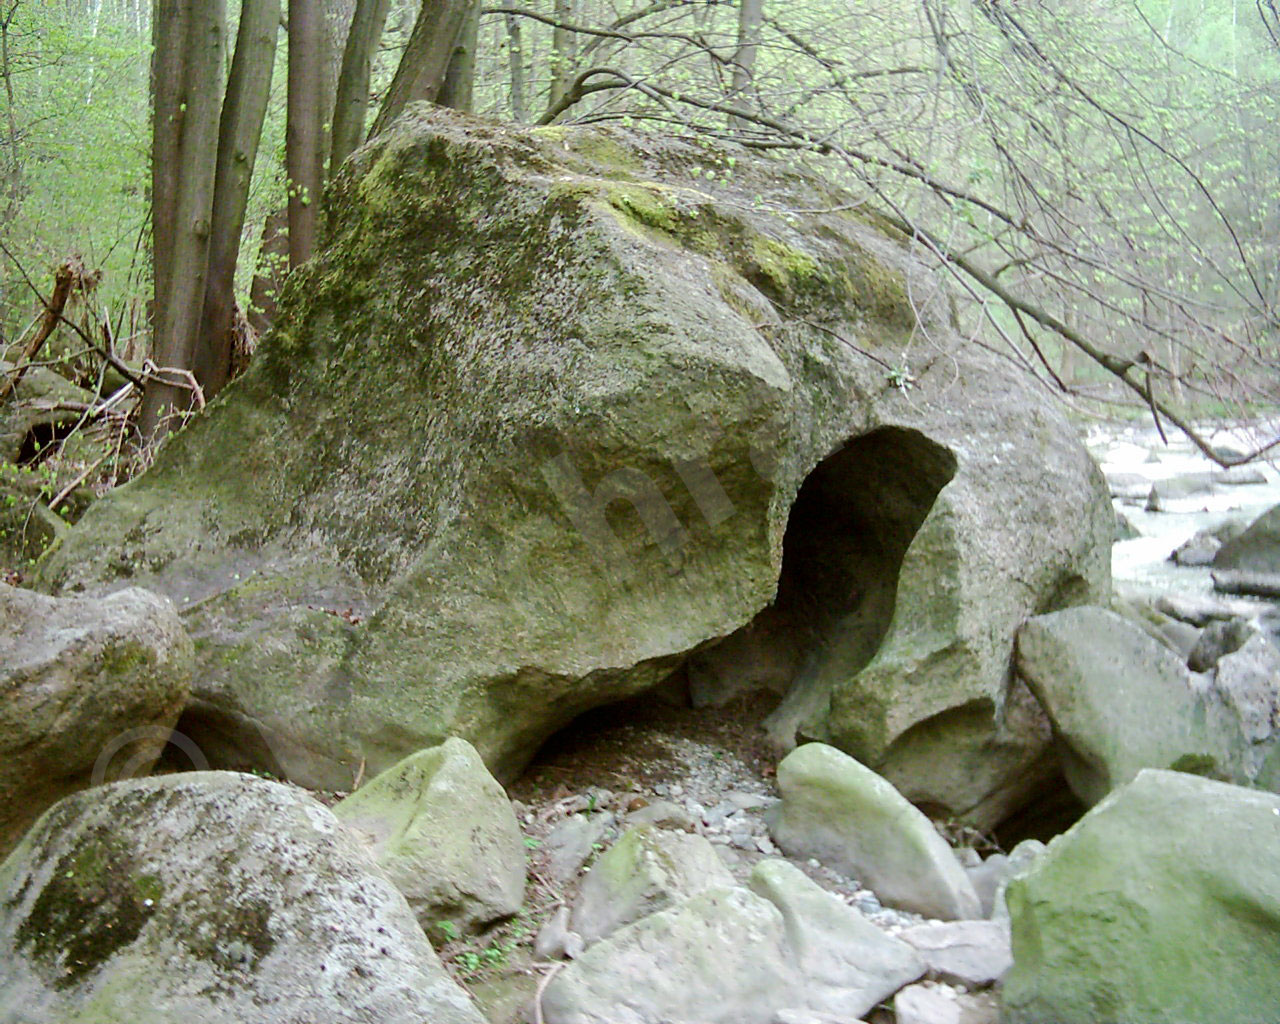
[1087,420,1280,618]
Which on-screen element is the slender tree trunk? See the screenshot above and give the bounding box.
[438,0,481,112]
[729,0,763,127]
[547,0,575,113]
[370,0,475,136]
[247,207,288,335]
[140,0,226,439]
[505,13,526,122]
[194,0,280,399]
[330,0,393,172]
[287,0,323,268]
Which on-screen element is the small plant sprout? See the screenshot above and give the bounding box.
[887,365,916,391]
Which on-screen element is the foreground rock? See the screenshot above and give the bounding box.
[333,737,525,934]
[1015,606,1279,804]
[766,744,980,919]
[0,584,192,855]
[0,772,483,1024]
[39,109,1109,828]
[1002,770,1280,1024]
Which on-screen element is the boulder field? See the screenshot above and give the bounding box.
[39,107,1109,829]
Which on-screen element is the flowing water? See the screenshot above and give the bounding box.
[1087,420,1280,617]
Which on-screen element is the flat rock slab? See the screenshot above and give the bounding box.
[766,743,980,919]
[899,919,1011,985]
[543,887,800,1024]
[1002,769,1280,1024]
[0,772,483,1024]
[749,858,924,1018]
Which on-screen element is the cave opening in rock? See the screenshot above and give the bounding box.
[517,426,958,789]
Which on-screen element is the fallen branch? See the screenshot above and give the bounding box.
[0,257,82,402]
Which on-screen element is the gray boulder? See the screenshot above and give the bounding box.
[539,812,615,883]
[0,583,193,855]
[1154,591,1237,627]
[38,110,1109,830]
[896,985,999,1024]
[570,826,735,944]
[1015,606,1256,804]
[333,737,525,934]
[1187,615,1256,672]
[1002,769,1280,1024]
[542,888,800,1024]
[766,743,980,919]
[1214,502,1280,574]
[1169,529,1220,566]
[898,919,1011,985]
[0,772,483,1024]
[749,858,925,1018]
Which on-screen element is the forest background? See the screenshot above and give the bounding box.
[1,0,1277,460]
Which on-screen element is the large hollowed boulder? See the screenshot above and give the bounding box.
[38,108,1110,826]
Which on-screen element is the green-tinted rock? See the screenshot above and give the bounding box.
[1003,769,1280,1024]
[766,743,980,919]
[38,109,1109,819]
[333,737,525,934]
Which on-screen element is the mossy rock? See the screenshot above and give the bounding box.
[0,772,485,1023]
[38,109,1110,822]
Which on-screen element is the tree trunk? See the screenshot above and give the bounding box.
[247,207,288,335]
[194,0,280,399]
[370,0,475,137]
[438,0,481,112]
[140,0,226,439]
[729,0,763,127]
[505,13,526,122]
[547,0,575,114]
[287,0,323,269]
[330,0,393,172]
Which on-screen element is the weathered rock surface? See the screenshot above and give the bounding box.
[0,772,484,1024]
[1015,606,1278,804]
[570,825,735,943]
[896,984,999,1024]
[333,737,525,934]
[899,919,1011,985]
[543,887,800,1024]
[38,109,1109,827]
[748,858,924,1018]
[1214,502,1280,574]
[1002,769,1280,1024]
[0,583,192,855]
[766,744,980,919]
